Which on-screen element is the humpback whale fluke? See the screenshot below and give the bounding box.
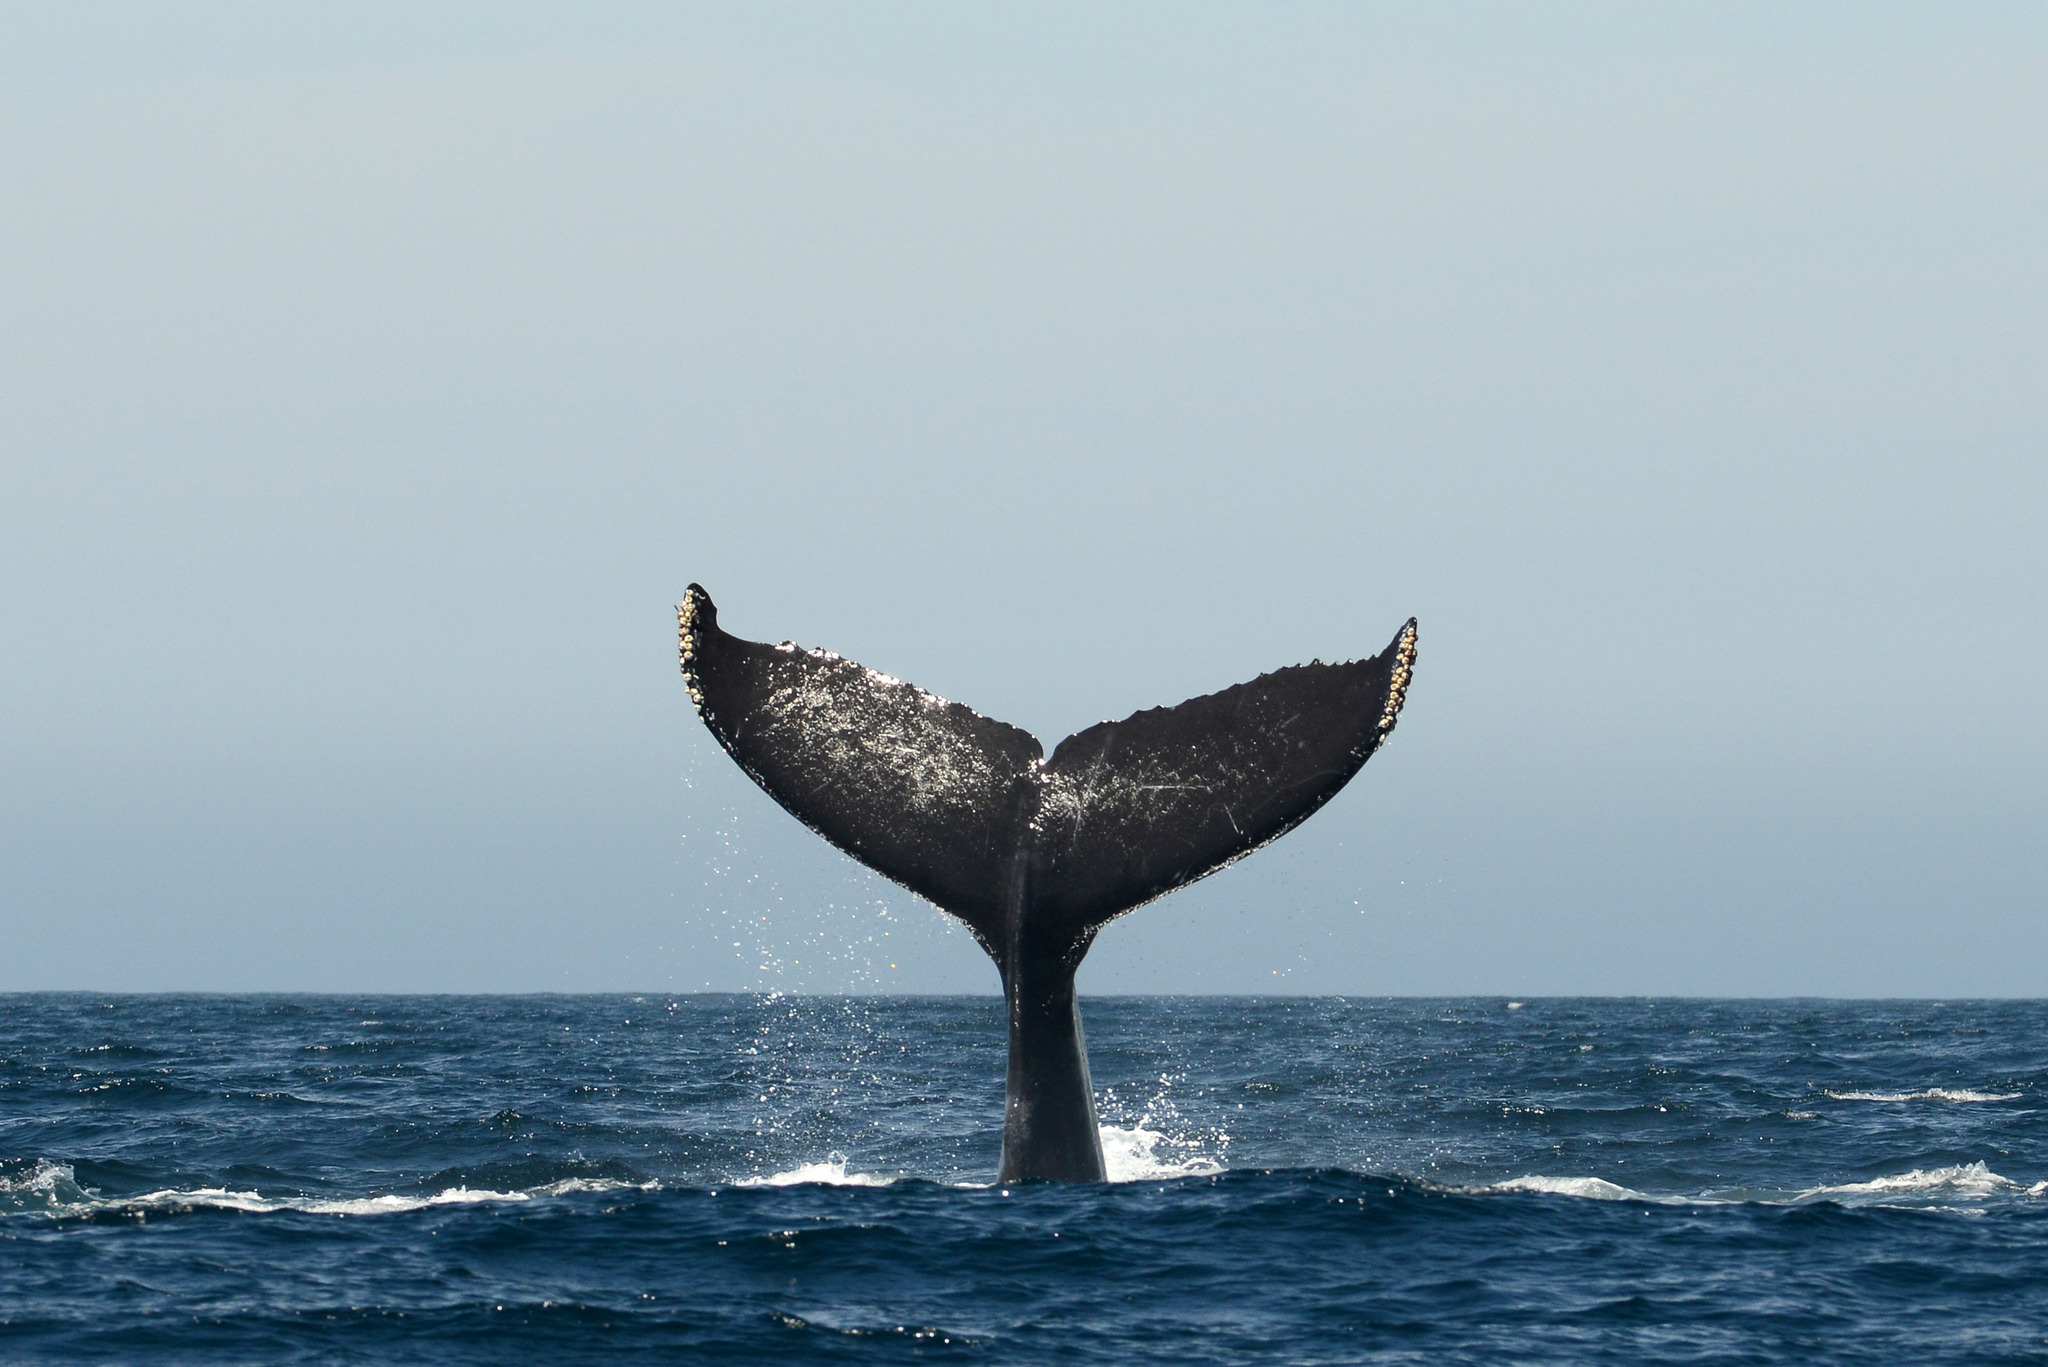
[678,585,1417,1182]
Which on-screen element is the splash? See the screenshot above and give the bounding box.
[0,1159,90,1212]
[1094,1073,1229,1182]
[1099,1126,1224,1182]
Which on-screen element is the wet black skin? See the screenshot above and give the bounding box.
[678,585,1416,1183]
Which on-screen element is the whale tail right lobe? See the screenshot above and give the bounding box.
[1026,629,1416,959]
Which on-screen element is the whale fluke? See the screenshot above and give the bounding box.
[678,584,1416,1181]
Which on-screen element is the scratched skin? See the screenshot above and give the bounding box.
[1031,647,1413,957]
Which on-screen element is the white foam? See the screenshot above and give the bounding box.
[124,1186,529,1216]
[1,1166,649,1219]
[741,1154,896,1188]
[1482,1161,2046,1209]
[1099,1125,1224,1182]
[1793,1162,2031,1204]
[1824,1088,2020,1103]
[1490,1175,1663,1202]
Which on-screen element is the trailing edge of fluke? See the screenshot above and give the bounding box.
[677,585,1417,1183]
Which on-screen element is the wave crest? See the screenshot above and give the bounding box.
[1,1164,651,1219]
[1485,1162,2047,1208]
[1490,1175,1661,1202]
[740,1154,897,1188]
[1794,1161,2040,1203]
[1824,1088,2020,1103]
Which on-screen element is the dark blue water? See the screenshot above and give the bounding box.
[4,995,2045,1363]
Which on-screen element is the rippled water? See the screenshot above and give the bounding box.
[4,995,2045,1362]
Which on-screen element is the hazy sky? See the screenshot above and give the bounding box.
[3,3,2043,995]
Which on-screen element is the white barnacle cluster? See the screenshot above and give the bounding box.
[676,597,706,709]
[1376,621,1418,738]
[860,663,909,692]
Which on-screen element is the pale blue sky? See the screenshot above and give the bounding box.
[3,3,2043,994]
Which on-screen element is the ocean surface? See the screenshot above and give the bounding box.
[3,995,2045,1364]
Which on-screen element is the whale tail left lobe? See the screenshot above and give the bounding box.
[678,585,1044,962]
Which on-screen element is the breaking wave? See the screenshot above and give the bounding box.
[1484,1161,2047,1208]
[1489,1174,1674,1203]
[1824,1088,2021,1103]
[1791,1161,2047,1203]
[740,1154,897,1187]
[0,1161,649,1218]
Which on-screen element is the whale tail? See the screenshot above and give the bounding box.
[677,585,1416,1179]
[678,584,1416,968]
